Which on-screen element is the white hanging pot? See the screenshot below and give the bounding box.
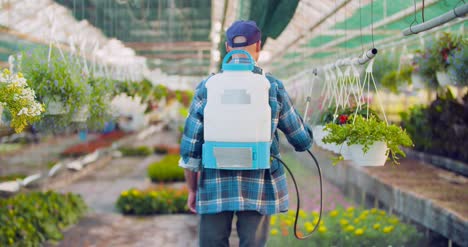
[436,71,451,87]
[313,125,324,148]
[411,72,425,90]
[45,97,67,115]
[321,128,331,150]
[349,141,388,166]
[331,143,340,154]
[72,105,89,122]
[340,142,352,160]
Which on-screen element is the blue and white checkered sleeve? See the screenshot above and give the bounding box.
[178,82,206,172]
[277,81,313,152]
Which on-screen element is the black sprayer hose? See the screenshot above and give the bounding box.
[271,149,323,240]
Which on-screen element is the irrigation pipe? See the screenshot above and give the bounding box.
[402,3,468,36]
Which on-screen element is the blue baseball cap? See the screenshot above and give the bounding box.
[226,20,261,48]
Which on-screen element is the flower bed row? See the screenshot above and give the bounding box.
[268,207,424,247]
[118,145,180,157]
[0,173,26,183]
[116,187,188,215]
[118,146,153,157]
[147,154,185,182]
[0,191,87,246]
[61,130,126,156]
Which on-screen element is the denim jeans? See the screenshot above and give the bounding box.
[199,211,271,247]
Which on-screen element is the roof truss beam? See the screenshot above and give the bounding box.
[126,41,212,51]
[275,0,439,69]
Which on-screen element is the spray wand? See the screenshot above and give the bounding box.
[271,68,323,240]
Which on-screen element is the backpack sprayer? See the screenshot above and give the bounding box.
[202,50,322,240]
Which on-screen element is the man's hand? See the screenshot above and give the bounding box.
[183,169,198,213]
[187,190,197,213]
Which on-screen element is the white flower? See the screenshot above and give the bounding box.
[17,107,28,116]
[16,77,27,87]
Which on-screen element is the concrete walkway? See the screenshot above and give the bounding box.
[0,133,97,175]
[48,131,351,247]
[47,130,201,247]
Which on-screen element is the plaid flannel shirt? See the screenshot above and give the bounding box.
[179,60,313,215]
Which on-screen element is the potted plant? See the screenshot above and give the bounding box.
[314,106,336,150]
[114,80,140,99]
[21,47,89,128]
[323,115,413,166]
[413,49,438,89]
[428,32,463,86]
[137,78,153,103]
[86,76,114,129]
[409,54,425,90]
[0,69,44,133]
[316,104,379,152]
[152,84,168,101]
[447,42,467,86]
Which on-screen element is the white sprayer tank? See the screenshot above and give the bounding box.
[202,50,271,170]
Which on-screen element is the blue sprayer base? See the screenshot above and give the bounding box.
[202,141,270,170]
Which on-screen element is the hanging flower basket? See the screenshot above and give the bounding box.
[72,105,89,122]
[350,141,388,166]
[0,69,44,132]
[322,115,413,166]
[436,71,451,87]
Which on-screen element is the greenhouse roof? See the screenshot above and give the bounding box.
[0,0,466,79]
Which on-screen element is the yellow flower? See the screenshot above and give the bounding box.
[379,210,386,216]
[357,217,366,223]
[382,226,394,234]
[17,72,23,78]
[329,210,338,217]
[270,229,279,236]
[371,208,378,214]
[311,211,319,218]
[373,223,381,230]
[288,210,296,216]
[346,207,355,212]
[304,222,313,228]
[339,219,349,226]
[131,189,140,196]
[318,226,327,233]
[150,191,158,197]
[313,217,320,225]
[284,219,292,226]
[345,225,355,232]
[299,210,307,218]
[270,216,277,225]
[389,217,399,225]
[305,225,314,233]
[353,218,360,224]
[354,228,364,236]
